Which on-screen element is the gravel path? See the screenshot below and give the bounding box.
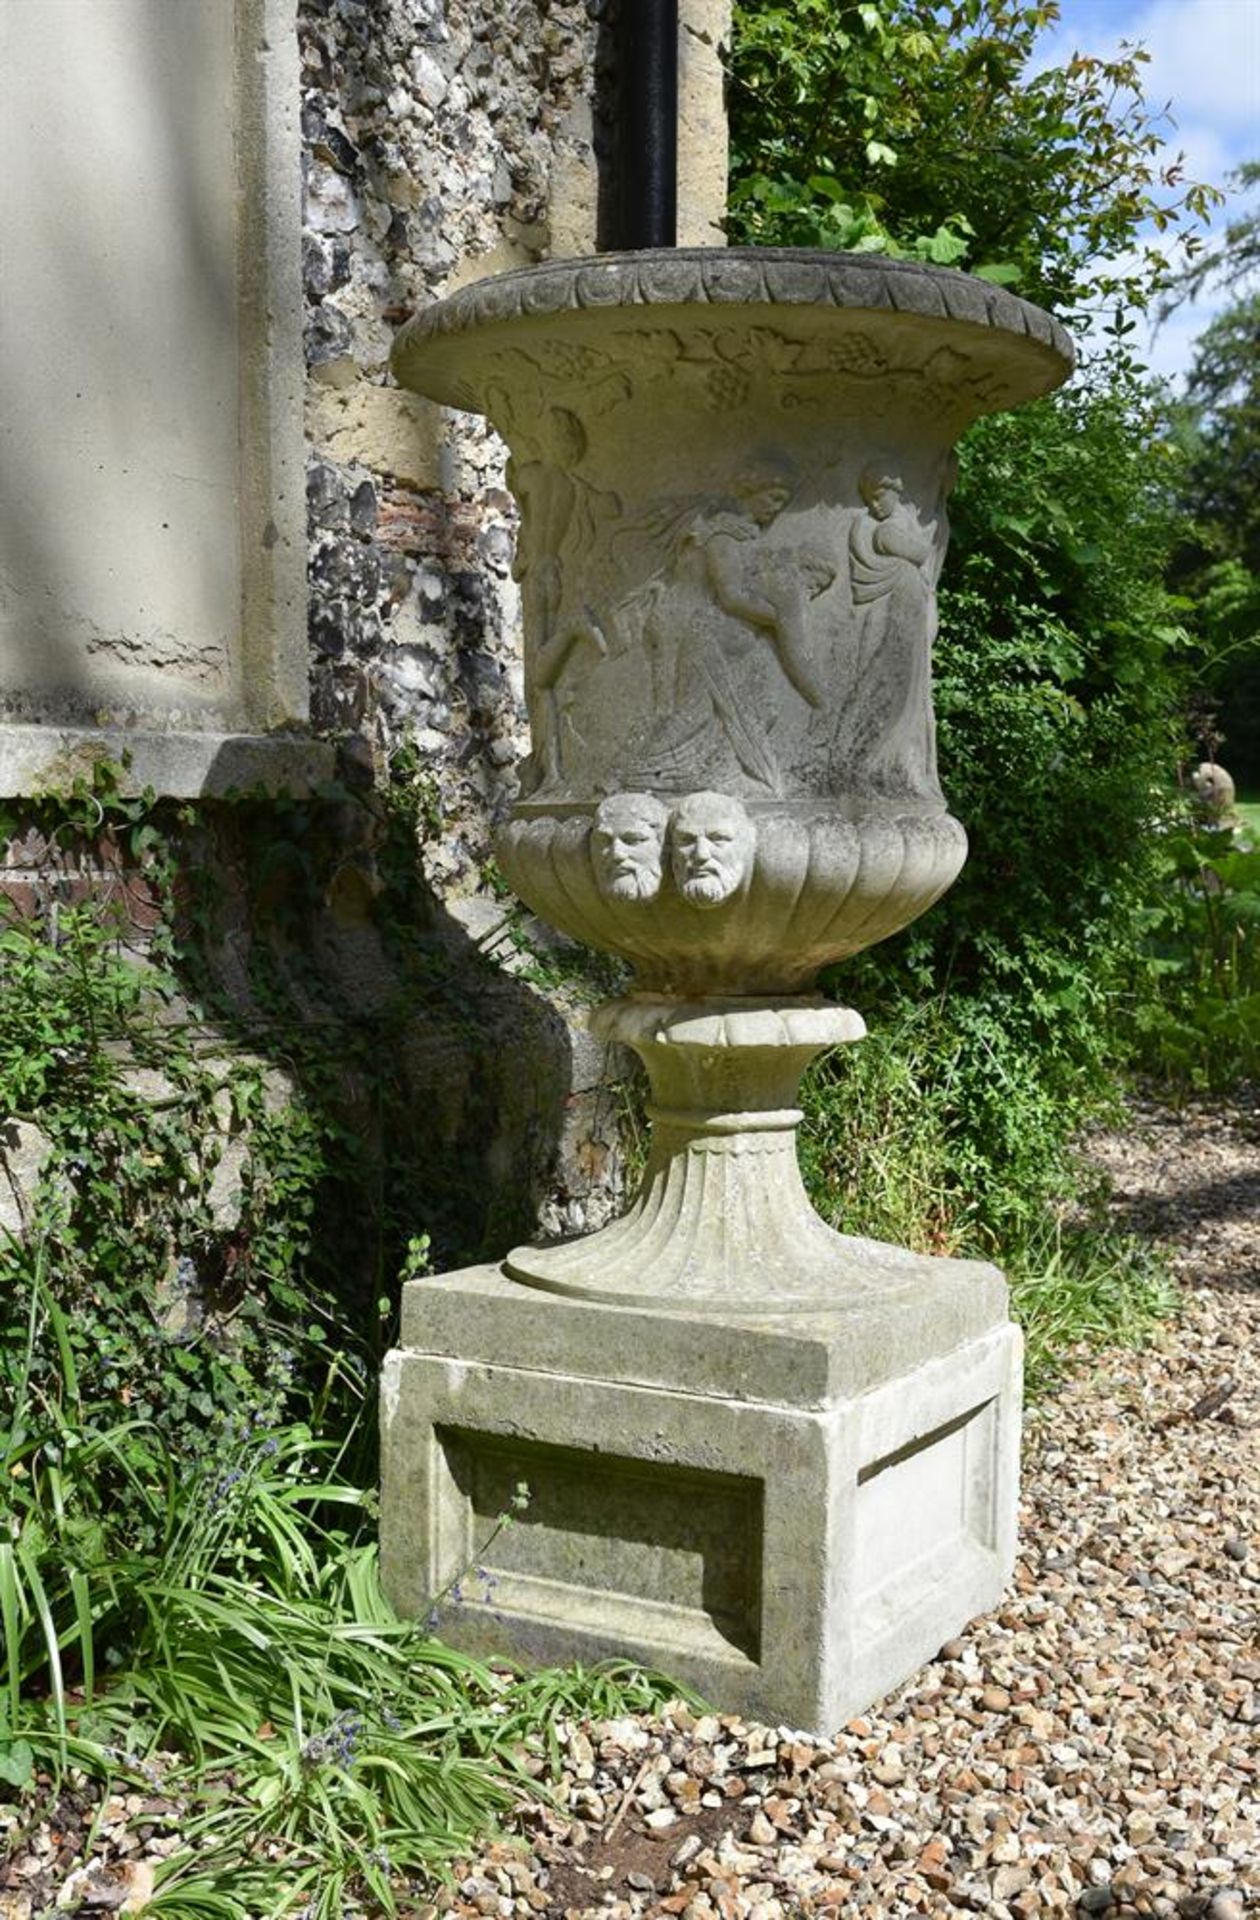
[443,1093,1259,1920]
[4,1096,1256,1918]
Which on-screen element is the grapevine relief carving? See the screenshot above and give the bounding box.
[484,322,1004,426]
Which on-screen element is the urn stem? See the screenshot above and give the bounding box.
[501,993,922,1314]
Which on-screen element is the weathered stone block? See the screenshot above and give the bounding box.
[678,0,733,247]
[306,382,443,492]
[0,1121,52,1238]
[381,1258,1022,1732]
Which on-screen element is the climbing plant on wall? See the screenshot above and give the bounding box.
[728,0,1219,332]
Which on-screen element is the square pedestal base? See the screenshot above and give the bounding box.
[381,1259,1022,1733]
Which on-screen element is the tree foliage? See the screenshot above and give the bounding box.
[729,1,1206,1253]
[1165,165,1260,778]
[728,0,1219,335]
[1162,158,1260,313]
[811,373,1187,1251]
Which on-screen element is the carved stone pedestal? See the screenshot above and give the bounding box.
[381,1259,1022,1732]
[381,248,1072,1723]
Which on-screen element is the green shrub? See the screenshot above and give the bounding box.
[0,874,348,1502]
[728,0,1198,1345]
[727,0,1218,325]
[1127,812,1260,1089]
[800,374,1186,1280]
[1,1251,677,1916]
[0,768,670,1909]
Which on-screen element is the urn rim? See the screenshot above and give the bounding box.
[392,245,1074,414]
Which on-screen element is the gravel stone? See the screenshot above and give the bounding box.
[436,1093,1260,1920]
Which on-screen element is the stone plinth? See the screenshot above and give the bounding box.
[382,1257,1021,1732]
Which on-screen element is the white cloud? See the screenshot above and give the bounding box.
[1122,0,1260,135]
[1030,0,1258,379]
[1038,0,1254,173]
[1042,0,1258,170]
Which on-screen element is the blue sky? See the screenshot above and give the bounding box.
[1040,0,1260,384]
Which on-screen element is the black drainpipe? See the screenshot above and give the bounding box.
[608,0,678,249]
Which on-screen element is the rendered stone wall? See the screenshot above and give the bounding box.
[0,0,732,1254]
[0,0,313,796]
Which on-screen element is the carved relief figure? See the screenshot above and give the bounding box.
[617,460,833,797]
[848,467,947,798]
[1190,760,1237,822]
[507,406,620,794]
[591,791,670,901]
[668,791,756,909]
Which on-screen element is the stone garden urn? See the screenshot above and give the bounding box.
[392,249,1072,1312]
[383,249,1073,1730]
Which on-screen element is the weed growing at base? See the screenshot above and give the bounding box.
[2,1254,678,1916]
[798,1000,1178,1400]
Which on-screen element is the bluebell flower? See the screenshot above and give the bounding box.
[208,1464,245,1509]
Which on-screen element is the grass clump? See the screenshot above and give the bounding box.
[799,987,1179,1397]
[1,1252,676,1916]
[0,769,676,1914]
[1004,1222,1179,1398]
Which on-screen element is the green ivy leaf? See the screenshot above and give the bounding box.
[0,1739,35,1788]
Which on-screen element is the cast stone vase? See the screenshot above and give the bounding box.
[392,249,1073,1312]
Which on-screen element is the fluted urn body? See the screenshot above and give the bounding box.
[393,250,1072,1308]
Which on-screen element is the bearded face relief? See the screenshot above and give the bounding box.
[668,790,756,909]
[591,791,670,901]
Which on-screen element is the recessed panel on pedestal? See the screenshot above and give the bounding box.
[434,1427,764,1665]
